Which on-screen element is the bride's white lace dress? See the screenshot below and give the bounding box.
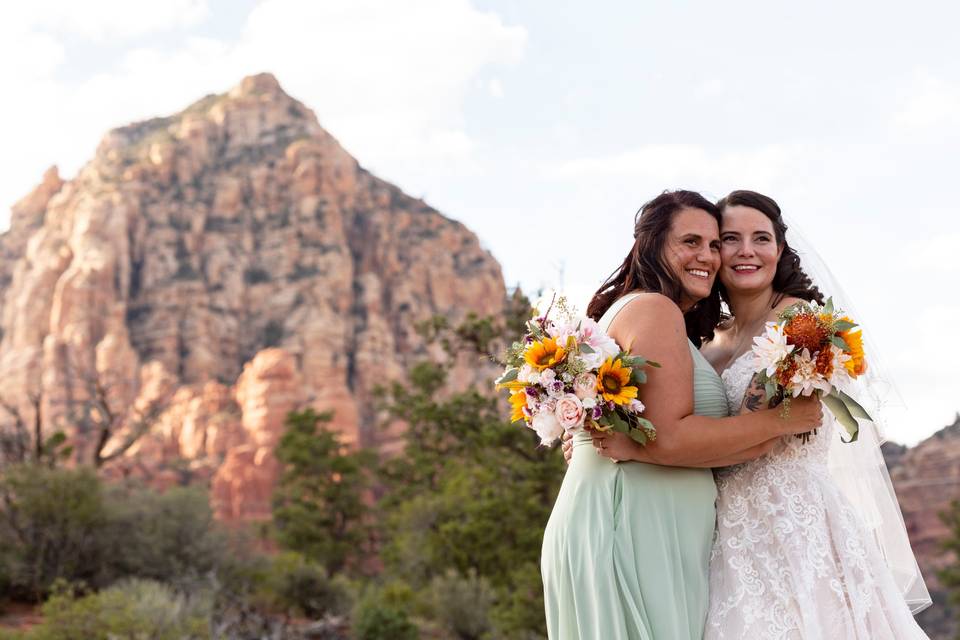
[705,353,929,639]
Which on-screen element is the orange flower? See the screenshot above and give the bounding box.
[523,337,567,371]
[509,390,528,423]
[596,358,638,405]
[776,359,799,388]
[815,348,834,378]
[784,313,830,353]
[840,326,867,377]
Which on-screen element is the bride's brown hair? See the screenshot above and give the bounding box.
[716,190,824,306]
[586,190,722,346]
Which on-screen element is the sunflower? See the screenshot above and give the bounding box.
[596,357,638,405]
[784,313,830,352]
[508,390,528,423]
[524,337,567,371]
[839,325,866,377]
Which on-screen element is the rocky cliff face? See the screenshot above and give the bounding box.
[0,73,505,522]
[886,415,960,638]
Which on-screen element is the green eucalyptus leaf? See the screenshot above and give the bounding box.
[822,390,859,443]
[765,381,778,400]
[830,335,850,351]
[495,368,519,386]
[836,389,872,421]
[608,411,629,432]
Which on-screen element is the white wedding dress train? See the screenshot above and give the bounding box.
[705,353,929,640]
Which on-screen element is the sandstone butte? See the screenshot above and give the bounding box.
[0,73,505,525]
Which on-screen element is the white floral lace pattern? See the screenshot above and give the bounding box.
[705,353,928,640]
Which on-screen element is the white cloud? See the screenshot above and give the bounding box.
[0,0,526,222]
[8,0,210,39]
[893,68,960,133]
[547,143,816,199]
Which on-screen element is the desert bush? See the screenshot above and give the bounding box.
[104,483,227,588]
[352,596,418,640]
[5,579,210,640]
[0,466,109,599]
[424,568,495,640]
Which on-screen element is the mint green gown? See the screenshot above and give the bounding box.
[541,294,729,640]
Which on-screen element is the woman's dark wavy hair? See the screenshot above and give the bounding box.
[586,190,722,346]
[715,190,824,307]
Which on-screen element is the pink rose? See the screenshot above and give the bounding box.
[573,373,597,400]
[554,393,585,431]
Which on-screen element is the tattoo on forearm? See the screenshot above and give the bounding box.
[739,374,780,414]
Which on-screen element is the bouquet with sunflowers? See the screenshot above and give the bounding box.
[751,298,870,442]
[495,297,659,446]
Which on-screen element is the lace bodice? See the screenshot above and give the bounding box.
[718,352,831,473]
[706,352,928,639]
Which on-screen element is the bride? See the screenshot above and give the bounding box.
[575,189,931,639]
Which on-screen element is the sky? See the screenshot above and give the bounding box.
[1,0,958,444]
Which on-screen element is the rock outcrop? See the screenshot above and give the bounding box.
[886,415,960,638]
[0,73,506,524]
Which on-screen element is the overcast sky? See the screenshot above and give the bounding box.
[1,0,957,444]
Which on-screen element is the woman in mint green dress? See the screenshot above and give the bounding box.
[541,191,822,640]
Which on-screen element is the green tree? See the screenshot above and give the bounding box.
[378,292,564,638]
[272,408,375,575]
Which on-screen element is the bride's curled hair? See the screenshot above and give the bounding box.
[586,190,722,346]
[715,190,824,305]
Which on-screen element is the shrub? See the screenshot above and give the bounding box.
[243,267,271,285]
[14,579,210,640]
[352,597,418,640]
[264,552,352,619]
[0,466,109,599]
[104,484,227,588]
[425,569,494,640]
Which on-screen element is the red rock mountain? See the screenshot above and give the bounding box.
[0,73,505,522]
[885,415,960,638]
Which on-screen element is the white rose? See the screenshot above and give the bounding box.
[573,373,598,400]
[579,351,604,371]
[582,397,597,410]
[518,364,540,385]
[532,411,564,445]
[539,368,557,386]
[554,394,585,431]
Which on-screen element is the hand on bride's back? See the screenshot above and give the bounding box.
[780,395,823,434]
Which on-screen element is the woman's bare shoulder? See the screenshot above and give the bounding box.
[617,292,684,323]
